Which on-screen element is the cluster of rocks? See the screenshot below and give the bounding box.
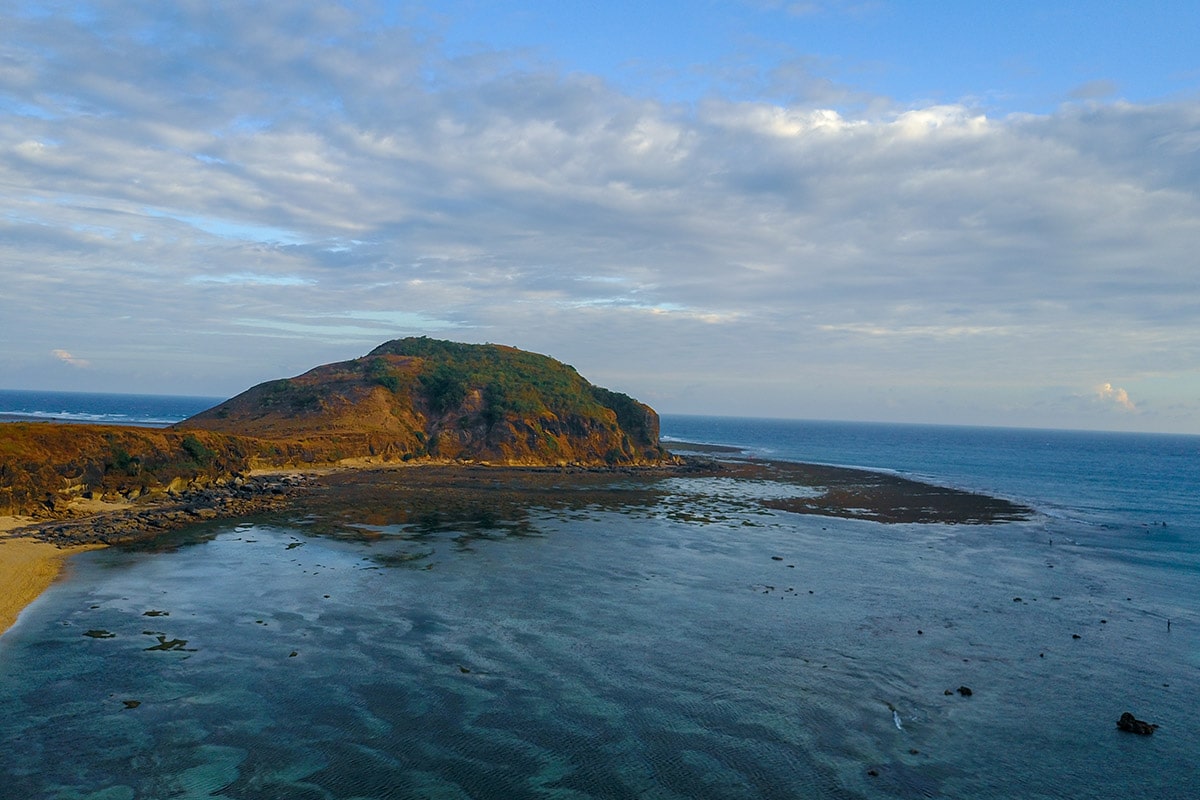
[17,473,316,547]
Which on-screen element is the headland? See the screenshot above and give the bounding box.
[0,338,1029,635]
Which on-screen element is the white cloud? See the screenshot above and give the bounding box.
[51,349,91,369]
[1096,382,1137,412]
[188,273,316,287]
[0,2,1197,432]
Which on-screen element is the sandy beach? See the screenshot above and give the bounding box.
[0,522,100,636]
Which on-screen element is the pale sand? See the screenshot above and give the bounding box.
[0,533,102,637]
[65,496,132,515]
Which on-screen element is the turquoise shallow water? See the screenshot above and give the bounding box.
[2,412,1198,798]
[3,507,1197,798]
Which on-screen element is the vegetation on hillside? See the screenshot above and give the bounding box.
[0,424,268,516]
[369,337,625,422]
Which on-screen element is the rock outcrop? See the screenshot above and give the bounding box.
[1116,712,1158,735]
[0,424,267,517]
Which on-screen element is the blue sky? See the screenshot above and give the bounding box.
[2,0,1199,433]
[422,1,1199,110]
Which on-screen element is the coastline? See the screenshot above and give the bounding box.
[0,528,100,637]
[0,448,1030,639]
[0,413,175,428]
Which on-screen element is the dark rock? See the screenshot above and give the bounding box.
[121,700,141,710]
[1116,712,1157,735]
[144,636,191,651]
[956,686,973,697]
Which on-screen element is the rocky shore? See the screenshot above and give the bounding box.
[4,451,1030,550]
[7,472,317,548]
[1,451,1030,639]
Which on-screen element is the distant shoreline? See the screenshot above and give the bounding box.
[0,413,176,428]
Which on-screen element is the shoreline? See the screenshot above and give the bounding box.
[0,449,1030,639]
[0,413,176,428]
[0,532,101,637]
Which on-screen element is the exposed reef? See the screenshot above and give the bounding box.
[5,449,1030,550]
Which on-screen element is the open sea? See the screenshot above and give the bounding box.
[1,395,1198,799]
[0,390,223,427]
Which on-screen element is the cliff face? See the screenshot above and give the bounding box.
[0,425,265,517]
[181,337,667,467]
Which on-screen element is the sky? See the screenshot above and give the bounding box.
[2,1,1199,434]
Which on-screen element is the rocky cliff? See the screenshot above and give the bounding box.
[0,424,267,517]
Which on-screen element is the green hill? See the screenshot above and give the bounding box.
[180,337,667,467]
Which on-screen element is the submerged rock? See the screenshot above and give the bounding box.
[144,635,191,652]
[1116,712,1158,735]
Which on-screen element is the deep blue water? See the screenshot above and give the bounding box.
[0,389,222,427]
[663,415,1200,569]
[1,404,1197,798]
[662,415,1200,525]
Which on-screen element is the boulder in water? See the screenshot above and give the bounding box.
[1116,712,1157,735]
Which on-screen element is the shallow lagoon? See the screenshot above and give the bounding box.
[3,471,1197,800]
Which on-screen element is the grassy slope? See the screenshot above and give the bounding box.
[183,337,666,467]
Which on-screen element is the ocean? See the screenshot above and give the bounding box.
[0,389,222,427]
[1,397,1197,799]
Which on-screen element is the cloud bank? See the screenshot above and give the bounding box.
[1,2,1198,432]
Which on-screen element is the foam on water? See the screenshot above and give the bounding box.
[0,389,222,427]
